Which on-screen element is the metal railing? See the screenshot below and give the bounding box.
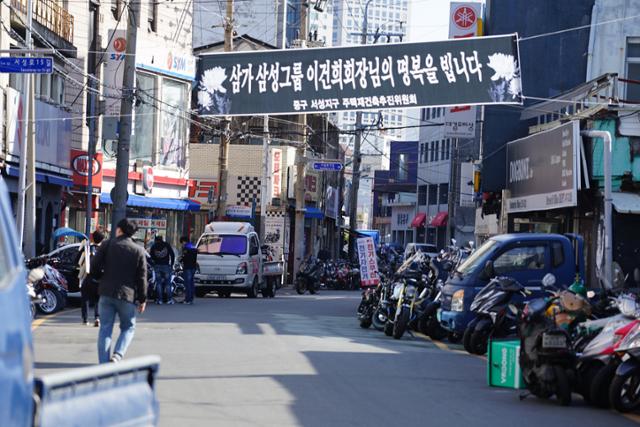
[12,0,74,44]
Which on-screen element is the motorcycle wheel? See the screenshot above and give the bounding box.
[425,318,448,341]
[384,321,394,337]
[463,327,474,354]
[590,361,617,408]
[172,284,186,304]
[359,316,372,329]
[470,328,489,355]
[609,368,640,412]
[372,308,387,331]
[393,309,409,339]
[38,289,64,314]
[554,366,572,406]
[295,280,306,295]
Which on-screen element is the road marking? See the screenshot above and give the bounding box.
[31,308,80,331]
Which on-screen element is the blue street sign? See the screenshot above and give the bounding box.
[312,161,343,172]
[0,57,53,74]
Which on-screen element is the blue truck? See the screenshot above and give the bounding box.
[0,177,160,427]
[438,233,585,337]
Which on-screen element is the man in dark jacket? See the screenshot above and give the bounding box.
[179,236,198,304]
[91,218,147,364]
[149,235,175,304]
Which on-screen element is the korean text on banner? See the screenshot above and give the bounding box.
[357,237,380,287]
[197,34,521,116]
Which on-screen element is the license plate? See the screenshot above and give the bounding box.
[542,333,567,349]
[208,275,225,281]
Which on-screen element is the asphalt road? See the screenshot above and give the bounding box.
[33,290,636,427]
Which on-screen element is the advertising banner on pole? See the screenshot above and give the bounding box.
[506,121,580,213]
[264,214,285,260]
[444,2,484,139]
[197,34,521,116]
[356,237,381,287]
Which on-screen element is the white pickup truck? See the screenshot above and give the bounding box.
[195,222,280,298]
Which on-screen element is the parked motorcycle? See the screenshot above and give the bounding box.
[608,320,640,412]
[519,274,591,406]
[357,286,379,328]
[33,263,68,314]
[463,276,530,355]
[26,267,45,320]
[295,258,322,295]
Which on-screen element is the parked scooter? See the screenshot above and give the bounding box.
[608,320,640,412]
[357,286,379,328]
[295,257,322,295]
[519,273,591,406]
[27,260,68,314]
[26,267,46,320]
[463,276,530,355]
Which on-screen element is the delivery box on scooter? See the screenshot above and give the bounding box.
[487,339,524,389]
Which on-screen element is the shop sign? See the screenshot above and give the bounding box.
[444,2,484,139]
[197,34,521,116]
[143,166,154,192]
[130,218,167,229]
[190,179,218,204]
[71,149,103,191]
[270,148,282,199]
[264,214,285,259]
[324,186,339,219]
[506,121,580,213]
[391,205,414,231]
[226,205,252,218]
[357,237,380,287]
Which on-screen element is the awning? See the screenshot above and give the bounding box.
[612,192,640,214]
[355,229,380,245]
[411,212,426,228]
[100,192,200,212]
[52,227,87,241]
[304,206,324,219]
[5,165,72,187]
[430,211,448,227]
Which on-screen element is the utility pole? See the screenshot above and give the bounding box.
[16,0,35,256]
[110,1,140,237]
[260,115,270,239]
[446,138,458,245]
[348,0,373,260]
[292,4,308,276]
[85,79,97,238]
[215,0,234,220]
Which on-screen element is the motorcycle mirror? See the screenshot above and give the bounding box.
[542,273,556,289]
[469,241,475,249]
[451,238,457,246]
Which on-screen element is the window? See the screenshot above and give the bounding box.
[160,78,188,168]
[198,234,248,255]
[419,143,425,164]
[445,139,451,160]
[439,183,448,205]
[494,245,546,275]
[441,139,446,160]
[131,72,156,161]
[397,153,408,180]
[148,1,158,33]
[434,140,439,161]
[430,142,435,162]
[418,185,427,205]
[552,242,564,268]
[250,236,260,256]
[51,74,65,105]
[626,38,640,102]
[428,185,437,206]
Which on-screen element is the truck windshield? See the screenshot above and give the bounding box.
[455,239,499,276]
[197,234,247,255]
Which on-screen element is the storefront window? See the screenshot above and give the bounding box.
[160,78,188,169]
[131,72,156,161]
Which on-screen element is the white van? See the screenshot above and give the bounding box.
[194,222,264,298]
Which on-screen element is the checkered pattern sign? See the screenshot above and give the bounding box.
[236,176,261,205]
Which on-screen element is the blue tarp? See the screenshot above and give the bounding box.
[355,229,380,245]
[304,207,324,219]
[100,193,200,212]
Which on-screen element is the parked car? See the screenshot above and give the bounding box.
[404,243,439,261]
[0,177,160,426]
[438,233,585,338]
[194,222,266,298]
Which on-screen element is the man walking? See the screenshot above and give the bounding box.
[179,236,198,305]
[91,219,147,364]
[149,235,175,304]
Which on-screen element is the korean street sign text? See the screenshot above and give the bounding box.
[197,34,522,116]
[357,237,381,287]
[312,161,343,172]
[0,57,53,74]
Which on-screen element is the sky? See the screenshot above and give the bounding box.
[409,0,454,43]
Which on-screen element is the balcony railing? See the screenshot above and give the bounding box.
[12,0,74,44]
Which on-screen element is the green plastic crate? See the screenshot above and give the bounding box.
[487,339,524,389]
